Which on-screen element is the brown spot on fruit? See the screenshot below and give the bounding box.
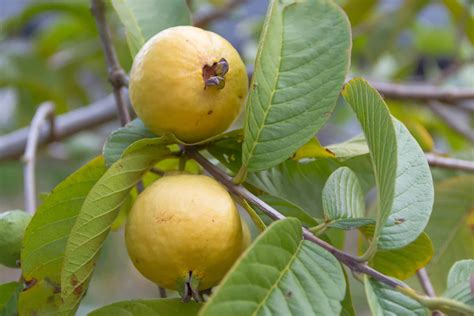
[208,110,213,115]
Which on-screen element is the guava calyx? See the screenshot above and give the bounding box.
[177,271,202,302]
[203,58,229,89]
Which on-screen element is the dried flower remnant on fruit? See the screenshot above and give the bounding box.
[203,58,229,89]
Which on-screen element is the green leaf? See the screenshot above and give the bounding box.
[292,137,336,160]
[322,167,364,220]
[88,298,200,316]
[326,134,368,160]
[103,118,156,167]
[249,156,374,218]
[239,0,351,174]
[60,144,170,314]
[19,156,106,315]
[327,218,374,230]
[342,78,397,258]
[362,226,434,280]
[259,195,317,227]
[207,132,243,173]
[249,160,335,218]
[443,260,474,306]
[340,270,356,316]
[378,119,434,249]
[0,282,21,316]
[200,218,346,315]
[364,276,428,316]
[447,259,474,289]
[111,0,191,56]
[425,176,474,292]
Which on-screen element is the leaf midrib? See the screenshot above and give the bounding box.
[244,2,284,167]
[252,241,303,315]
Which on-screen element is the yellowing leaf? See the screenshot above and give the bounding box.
[293,137,336,160]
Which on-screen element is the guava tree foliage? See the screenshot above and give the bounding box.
[0,0,473,315]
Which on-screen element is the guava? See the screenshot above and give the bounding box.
[129,26,248,143]
[125,174,244,291]
[0,210,32,268]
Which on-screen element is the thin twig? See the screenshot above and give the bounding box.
[429,101,474,143]
[193,0,246,28]
[91,0,131,125]
[369,81,474,103]
[425,153,474,172]
[417,269,444,316]
[23,102,55,214]
[417,268,436,297]
[185,147,403,289]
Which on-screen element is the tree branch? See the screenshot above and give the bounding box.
[23,102,55,214]
[369,81,474,103]
[186,147,474,313]
[429,101,474,143]
[185,147,403,289]
[91,0,131,125]
[0,94,125,161]
[193,0,246,28]
[425,153,474,172]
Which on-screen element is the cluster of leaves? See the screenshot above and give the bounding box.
[0,0,473,315]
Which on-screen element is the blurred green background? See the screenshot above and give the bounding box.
[0,0,472,314]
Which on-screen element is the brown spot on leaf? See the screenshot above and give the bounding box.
[70,275,78,286]
[45,277,61,294]
[73,284,83,297]
[23,278,38,291]
[394,218,406,225]
[285,290,293,299]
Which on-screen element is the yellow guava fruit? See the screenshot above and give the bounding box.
[125,174,244,290]
[129,26,248,143]
[0,210,31,268]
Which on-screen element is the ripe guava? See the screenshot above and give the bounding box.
[129,26,248,143]
[125,174,244,290]
[0,210,31,268]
